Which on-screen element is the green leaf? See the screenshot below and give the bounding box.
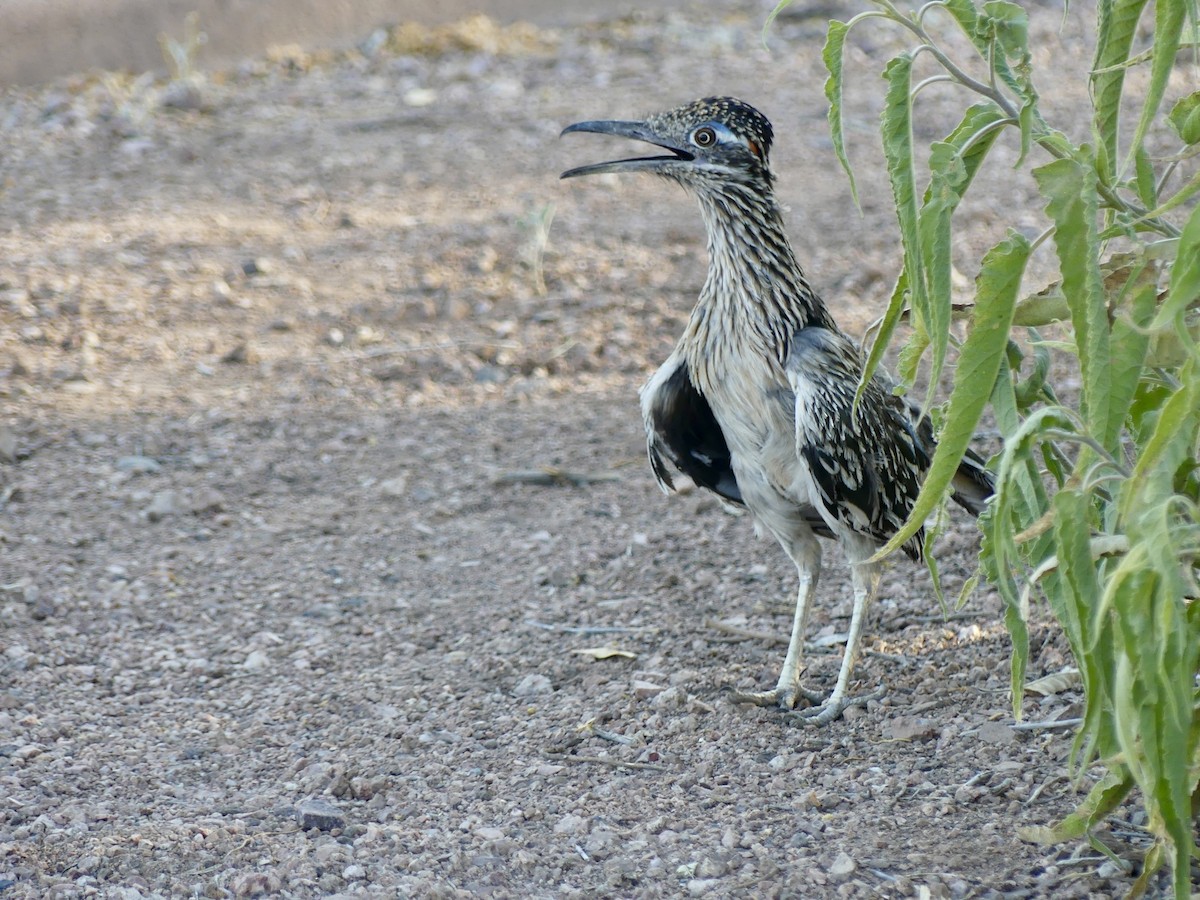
[941,0,985,50]
[1123,357,1200,515]
[1124,0,1187,173]
[982,0,1030,59]
[881,53,926,349]
[917,142,965,409]
[857,267,909,409]
[822,20,859,209]
[939,102,1009,188]
[1167,90,1200,145]
[1034,155,1116,448]
[1133,144,1157,209]
[1151,202,1200,330]
[763,0,794,41]
[1020,769,1134,843]
[1091,0,1150,165]
[873,231,1030,560]
[896,323,930,392]
[1107,280,1156,442]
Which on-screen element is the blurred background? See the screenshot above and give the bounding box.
[0,0,683,86]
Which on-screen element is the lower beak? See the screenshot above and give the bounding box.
[560,119,693,179]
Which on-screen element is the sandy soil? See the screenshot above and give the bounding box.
[0,1,1173,897]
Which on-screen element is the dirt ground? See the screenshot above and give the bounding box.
[0,1,1173,897]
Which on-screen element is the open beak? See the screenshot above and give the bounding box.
[560,120,693,179]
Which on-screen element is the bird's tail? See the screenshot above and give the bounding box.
[950,446,994,517]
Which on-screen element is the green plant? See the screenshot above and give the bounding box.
[770,0,1200,892]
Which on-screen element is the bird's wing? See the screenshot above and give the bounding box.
[640,358,744,505]
[785,327,927,559]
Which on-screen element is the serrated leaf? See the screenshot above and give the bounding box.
[918,145,959,410]
[881,53,926,347]
[859,102,1008,406]
[1106,278,1156,443]
[1124,0,1187,173]
[873,232,1029,560]
[1091,0,1150,165]
[822,20,859,209]
[1035,155,1116,449]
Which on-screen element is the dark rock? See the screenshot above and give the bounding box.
[296,798,345,832]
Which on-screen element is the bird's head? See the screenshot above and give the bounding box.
[561,96,775,193]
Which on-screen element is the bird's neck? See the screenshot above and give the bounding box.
[689,186,834,367]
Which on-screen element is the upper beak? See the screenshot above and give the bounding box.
[560,119,693,179]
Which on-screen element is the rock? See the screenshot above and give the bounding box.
[241,258,273,277]
[632,679,665,699]
[828,851,856,880]
[231,872,281,897]
[296,798,345,832]
[160,80,207,111]
[189,487,225,515]
[379,476,408,499]
[403,88,437,107]
[221,343,252,364]
[882,717,939,743]
[513,674,552,697]
[116,455,161,474]
[242,650,271,671]
[696,856,727,878]
[584,828,616,857]
[977,721,1016,745]
[146,490,184,521]
[553,814,586,835]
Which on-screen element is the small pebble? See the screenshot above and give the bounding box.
[146,490,184,521]
[116,455,161,474]
[513,674,552,697]
[242,650,271,671]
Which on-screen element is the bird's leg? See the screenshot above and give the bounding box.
[734,533,821,710]
[790,557,883,725]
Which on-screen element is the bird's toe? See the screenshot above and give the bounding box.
[785,685,885,726]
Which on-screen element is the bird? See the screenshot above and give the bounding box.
[560,97,993,724]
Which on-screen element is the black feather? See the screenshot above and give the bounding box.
[647,363,743,505]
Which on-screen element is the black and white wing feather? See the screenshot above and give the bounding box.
[786,327,930,560]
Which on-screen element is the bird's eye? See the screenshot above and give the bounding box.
[693,127,717,148]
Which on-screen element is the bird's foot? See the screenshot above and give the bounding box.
[785,686,885,726]
[732,683,824,711]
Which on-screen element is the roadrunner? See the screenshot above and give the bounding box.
[561,97,993,724]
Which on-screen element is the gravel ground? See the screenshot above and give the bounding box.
[0,2,1174,897]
